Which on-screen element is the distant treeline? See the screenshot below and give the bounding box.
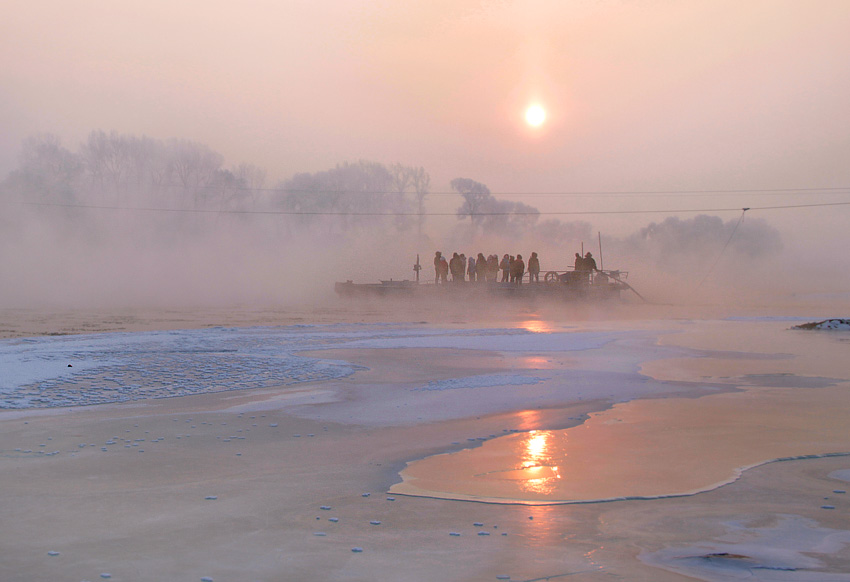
[0,131,579,238]
[0,130,782,265]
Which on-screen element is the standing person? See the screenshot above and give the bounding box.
[500,254,510,282]
[459,254,467,282]
[528,252,540,283]
[449,252,464,282]
[573,252,585,283]
[476,253,486,282]
[434,251,443,284]
[512,254,525,285]
[467,255,476,282]
[584,252,598,282]
[439,255,449,284]
[488,254,499,282]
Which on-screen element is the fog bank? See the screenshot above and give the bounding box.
[2,141,836,311]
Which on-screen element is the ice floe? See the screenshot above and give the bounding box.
[0,324,630,409]
[0,326,363,408]
[642,515,850,581]
[793,319,850,330]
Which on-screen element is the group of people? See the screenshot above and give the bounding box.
[574,252,598,273]
[432,250,601,286]
[433,251,541,285]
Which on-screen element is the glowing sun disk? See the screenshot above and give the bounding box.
[525,105,546,127]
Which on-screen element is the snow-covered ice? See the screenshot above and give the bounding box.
[794,318,850,331]
[0,323,636,409]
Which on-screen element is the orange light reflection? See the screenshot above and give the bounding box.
[518,430,563,495]
[518,319,556,334]
[522,356,551,368]
[516,409,542,431]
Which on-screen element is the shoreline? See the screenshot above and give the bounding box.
[2,305,850,581]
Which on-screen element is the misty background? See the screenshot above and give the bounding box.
[1,1,848,308]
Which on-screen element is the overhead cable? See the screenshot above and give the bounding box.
[8,200,850,216]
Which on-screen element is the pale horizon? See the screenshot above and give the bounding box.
[2,0,849,307]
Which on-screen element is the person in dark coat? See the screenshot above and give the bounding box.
[488,254,499,281]
[511,254,525,284]
[528,252,540,283]
[583,252,598,283]
[584,252,597,272]
[574,252,584,272]
[439,256,449,283]
[449,252,464,282]
[476,253,487,282]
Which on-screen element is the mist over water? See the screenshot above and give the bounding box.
[0,131,827,311]
[2,2,848,312]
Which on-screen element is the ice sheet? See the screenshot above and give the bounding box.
[0,324,630,409]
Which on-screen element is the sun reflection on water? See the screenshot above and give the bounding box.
[518,430,563,495]
[518,319,556,334]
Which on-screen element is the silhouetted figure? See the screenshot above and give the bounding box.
[511,254,525,285]
[449,252,464,282]
[584,252,598,283]
[570,252,585,284]
[528,252,540,283]
[500,254,510,282]
[434,251,443,284]
[584,252,597,272]
[476,253,487,282]
[439,256,449,283]
[488,255,499,282]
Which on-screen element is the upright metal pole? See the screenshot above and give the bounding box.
[598,232,603,271]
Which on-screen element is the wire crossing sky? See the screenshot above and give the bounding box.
[9,199,850,217]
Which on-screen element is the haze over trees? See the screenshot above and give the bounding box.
[620,214,783,272]
[451,177,540,239]
[0,129,786,305]
[276,160,430,235]
[3,131,266,213]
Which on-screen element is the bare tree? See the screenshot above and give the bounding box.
[166,139,224,208]
[452,177,492,227]
[234,163,266,191]
[401,165,430,238]
[277,160,417,233]
[10,134,83,202]
[81,130,135,202]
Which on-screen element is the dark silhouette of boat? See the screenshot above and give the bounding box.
[335,257,638,301]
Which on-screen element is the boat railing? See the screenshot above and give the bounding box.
[537,268,628,285]
[419,268,627,285]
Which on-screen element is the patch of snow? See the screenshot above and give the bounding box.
[793,319,850,331]
[0,324,635,410]
[642,515,850,581]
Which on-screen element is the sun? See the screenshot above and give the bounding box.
[525,104,546,127]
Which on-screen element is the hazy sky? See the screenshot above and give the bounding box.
[2,0,850,307]
[3,1,850,220]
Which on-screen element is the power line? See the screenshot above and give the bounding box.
[154,183,850,198]
[8,200,850,217]
[695,208,748,290]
